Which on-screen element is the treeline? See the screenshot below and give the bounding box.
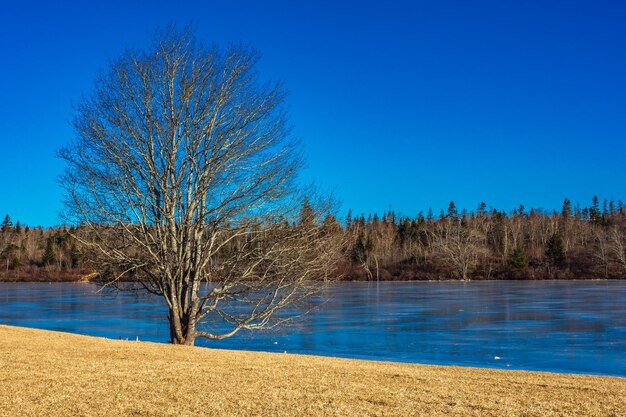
[2,196,626,281]
[339,196,626,280]
[0,215,86,281]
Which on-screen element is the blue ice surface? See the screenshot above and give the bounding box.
[0,280,624,377]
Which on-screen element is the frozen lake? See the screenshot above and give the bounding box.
[0,280,624,376]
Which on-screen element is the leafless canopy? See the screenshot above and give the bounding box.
[59,27,341,345]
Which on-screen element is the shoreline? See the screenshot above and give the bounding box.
[1,325,624,416]
[1,273,624,283]
[3,320,625,379]
[2,324,624,379]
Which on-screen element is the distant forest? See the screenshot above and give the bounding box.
[1,196,625,281]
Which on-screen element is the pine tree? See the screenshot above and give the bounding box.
[352,232,372,264]
[581,207,589,221]
[43,237,56,266]
[477,201,487,216]
[321,214,341,236]
[426,208,434,221]
[509,246,528,270]
[345,209,352,227]
[298,198,314,227]
[447,201,458,220]
[1,244,18,273]
[1,215,12,233]
[546,233,565,267]
[561,198,572,219]
[460,209,468,227]
[69,243,81,268]
[590,195,600,224]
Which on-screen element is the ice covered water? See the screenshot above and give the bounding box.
[1,280,625,376]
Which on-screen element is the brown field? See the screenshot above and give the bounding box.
[0,325,624,416]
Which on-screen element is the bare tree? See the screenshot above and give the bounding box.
[430,221,487,281]
[610,225,626,276]
[592,227,610,279]
[59,27,341,345]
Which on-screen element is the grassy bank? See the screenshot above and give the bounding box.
[0,325,624,416]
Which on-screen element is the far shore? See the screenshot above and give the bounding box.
[0,269,623,283]
[0,325,624,416]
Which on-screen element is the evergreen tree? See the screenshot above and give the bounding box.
[477,201,487,216]
[476,201,487,217]
[1,214,12,233]
[509,246,529,270]
[426,208,434,221]
[561,198,572,219]
[460,209,468,227]
[590,195,600,223]
[398,218,411,245]
[69,243,81,269]
[447,201,458,220]
[545,233,565,267]
[581,207,589,220]
[321,214,341,236]
[352,232,373,264]
[298,198,314,227]
[43,237,56,266]
[1,244,18,273]
[345,209,352,227]
[574,203,581,219]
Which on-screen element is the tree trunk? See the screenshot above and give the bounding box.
[168,310,196,346]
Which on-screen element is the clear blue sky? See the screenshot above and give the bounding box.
[1,1,625,226]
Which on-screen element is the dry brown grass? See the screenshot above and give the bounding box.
[0,325,624,416]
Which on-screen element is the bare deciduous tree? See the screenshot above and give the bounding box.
[430,221,487,281]
[610,225,626,276]
[59,27,341,345]
[592,227,611,279]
